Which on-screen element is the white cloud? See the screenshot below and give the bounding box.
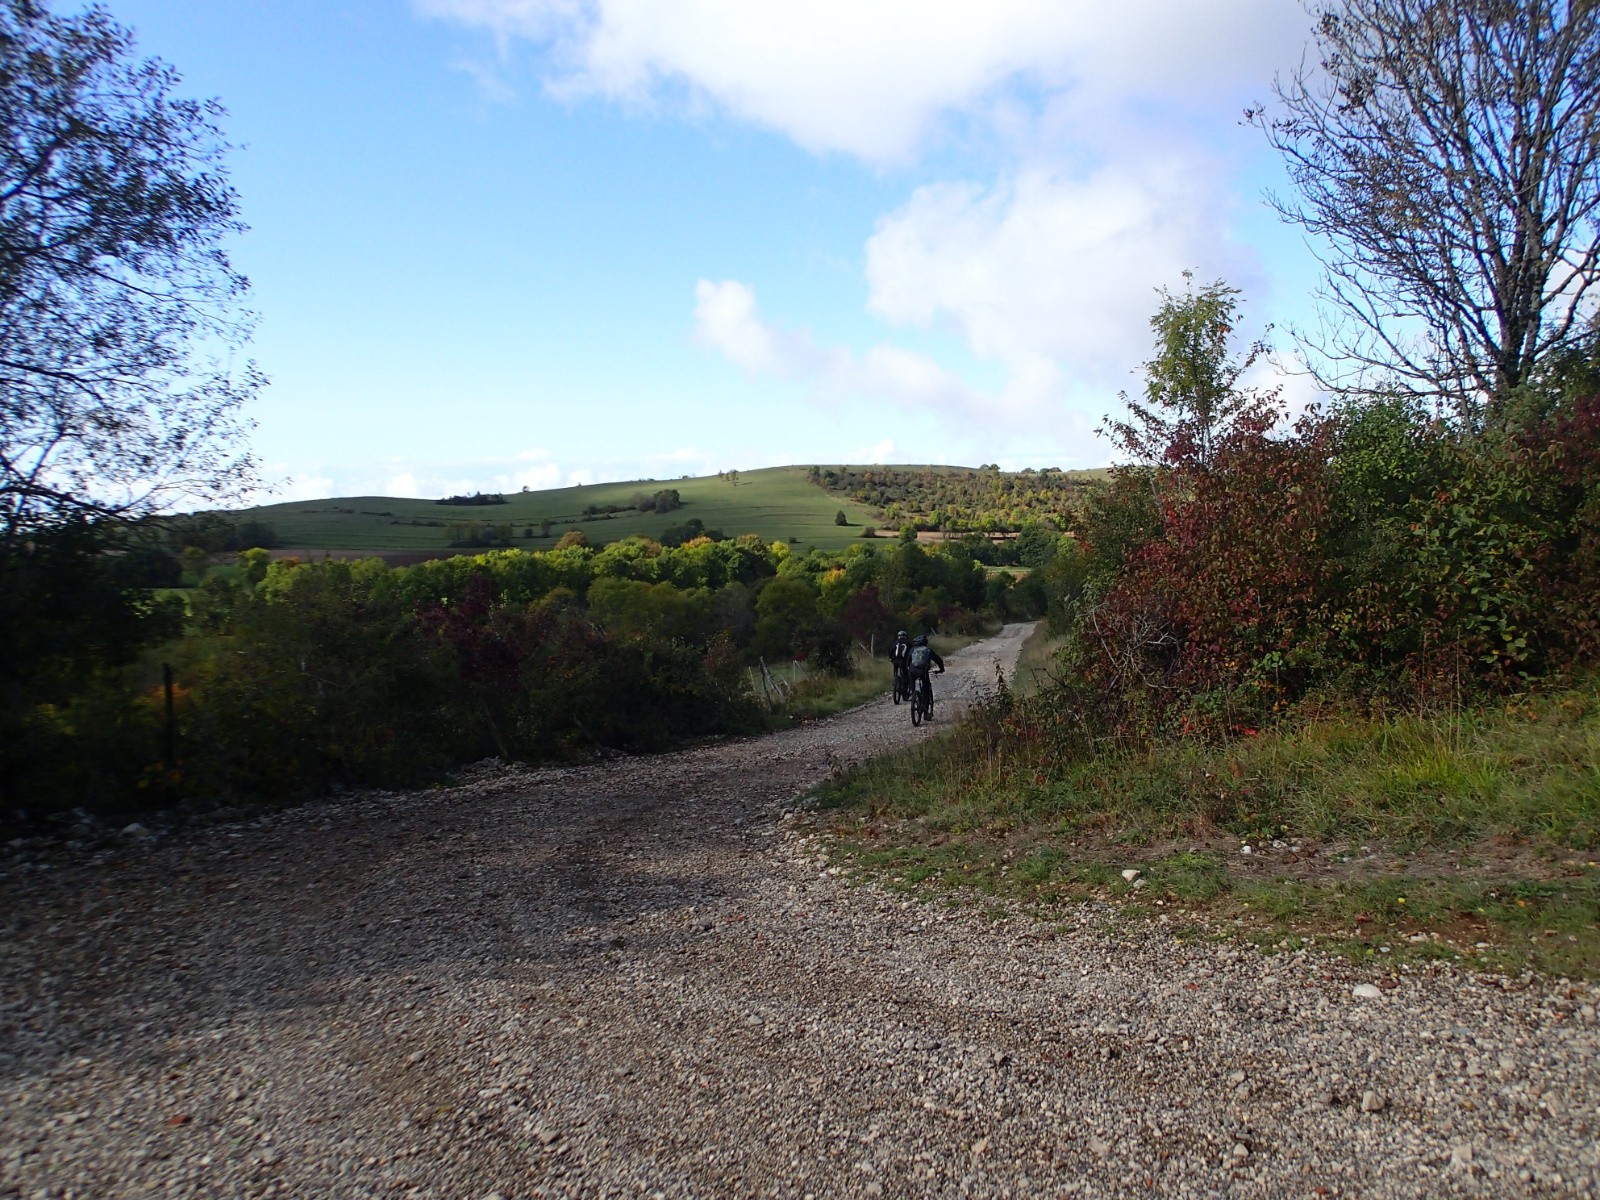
[695,279,986,415]
[698,154,1268,424]
[387,471,421,497]
[419,0,1318,460]
[858,438,896,463]
[416,0,1306,164]
[265,471,336,504]
[692,279,790,375]
[865,161,1260,401]
[501,462,565,491]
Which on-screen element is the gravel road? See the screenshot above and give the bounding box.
[2,622,1597,1200]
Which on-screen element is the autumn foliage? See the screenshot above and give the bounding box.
[1054,390,1600,744]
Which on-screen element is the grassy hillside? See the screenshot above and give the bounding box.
[231,467,885,555]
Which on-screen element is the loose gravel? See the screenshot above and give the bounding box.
[2,623,1597,1199]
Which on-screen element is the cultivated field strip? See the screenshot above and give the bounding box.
[1,623,1597,1199]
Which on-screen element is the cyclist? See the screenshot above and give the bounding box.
[889,629,912,699]
[907,633,945,708]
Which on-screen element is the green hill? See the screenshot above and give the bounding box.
[232,467,885,556]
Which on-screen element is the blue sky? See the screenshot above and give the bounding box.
[110,0,1329,500]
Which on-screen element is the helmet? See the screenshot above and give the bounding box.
[912,633,928,646]
[896,630,907,639]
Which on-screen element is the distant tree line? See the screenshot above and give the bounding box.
[807,465,1094,533]
[436,492,507,507]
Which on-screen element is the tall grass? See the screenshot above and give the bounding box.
[814,677,1600,975]
[1011,622,1065,697]
[822,682,1600,847]
[782,656,894,720]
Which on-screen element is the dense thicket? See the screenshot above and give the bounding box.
[2,531,1041,824]
[1005,348,1600,762]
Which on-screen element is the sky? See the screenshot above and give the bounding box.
[107,0,1331,501]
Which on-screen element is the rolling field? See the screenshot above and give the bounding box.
[231,467,885,555]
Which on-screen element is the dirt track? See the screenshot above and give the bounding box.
[1,622,1596,1199]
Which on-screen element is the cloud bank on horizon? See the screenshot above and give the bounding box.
[416,0,1317,461]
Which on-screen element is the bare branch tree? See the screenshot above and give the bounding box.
[1253,0,1600,420]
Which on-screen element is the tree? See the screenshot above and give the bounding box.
[833,510,848,526]
[1,0,261,557]
[1254,0,1600,418]
[1103,274,1278,466]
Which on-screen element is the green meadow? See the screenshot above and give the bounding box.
[232,467,886,555]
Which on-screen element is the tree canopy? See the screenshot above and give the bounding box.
[1103,273,1279,467]
[0,0,260,553]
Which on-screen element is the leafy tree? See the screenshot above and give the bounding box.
[231,518,279,550]
[554,529,589,550]
[1014,521,1063,569]
[236,546,271,585]
[1103,274,1278,466]
[105,543,181,588]
[659,518,710,547]
[1254,0,1600,417]
[0,0,260,550]
[834,510,849,526]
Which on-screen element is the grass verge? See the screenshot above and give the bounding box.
[782,657,895,721]
[811,677,1600,977]
[1010,621,1064,696]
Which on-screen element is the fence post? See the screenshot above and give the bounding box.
[162,663,177,770]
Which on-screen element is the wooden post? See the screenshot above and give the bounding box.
[162,663,177,770]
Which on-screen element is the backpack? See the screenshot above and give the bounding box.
[909,644,932,670]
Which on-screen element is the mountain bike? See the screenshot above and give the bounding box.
[910,670,938,726]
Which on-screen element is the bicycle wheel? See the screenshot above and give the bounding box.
[892,671,902,705]
[911,678,925,726]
